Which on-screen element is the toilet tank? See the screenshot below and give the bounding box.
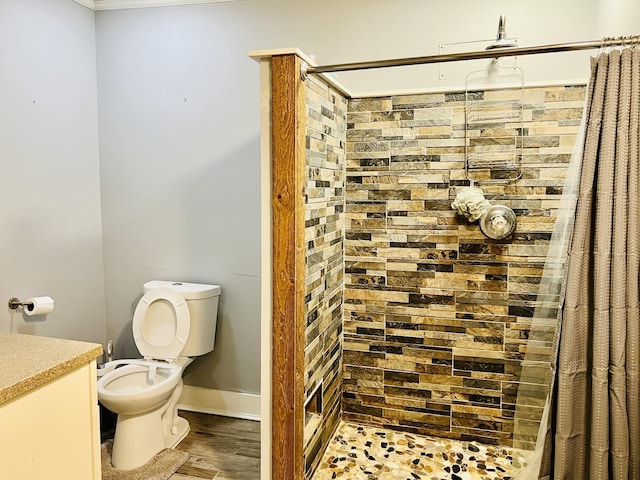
[143,280,221,357]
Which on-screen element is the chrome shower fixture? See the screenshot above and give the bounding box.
[486,15,518,50]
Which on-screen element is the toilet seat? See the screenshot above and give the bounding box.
[132,287,190,362]
[97,360,182,415]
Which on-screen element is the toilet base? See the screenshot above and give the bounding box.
[111,407,165,470]
[165,415,190,448]
[109,405,190,470]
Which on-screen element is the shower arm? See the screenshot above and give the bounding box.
[302,36,638,77]
[496,16,507,41]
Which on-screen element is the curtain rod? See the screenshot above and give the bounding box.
[304,37,637,75]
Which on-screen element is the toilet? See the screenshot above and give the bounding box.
[97,280,221,470]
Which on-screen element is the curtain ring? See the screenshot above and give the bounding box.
[598,37,606,57]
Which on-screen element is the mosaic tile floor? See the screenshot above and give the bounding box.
[312,421,531,480]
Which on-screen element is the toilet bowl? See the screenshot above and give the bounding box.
[98,360,181,416]
[97,281,221,470]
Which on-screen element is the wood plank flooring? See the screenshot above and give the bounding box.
[169,411,260,480]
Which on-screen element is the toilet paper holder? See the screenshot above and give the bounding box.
[8,296,55,316]
[8,297,33,310]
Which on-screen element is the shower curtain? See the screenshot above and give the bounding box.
[539,45,640,480]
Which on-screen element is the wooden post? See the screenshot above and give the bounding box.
[271,54,306,480]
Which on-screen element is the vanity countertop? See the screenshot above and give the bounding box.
[0,331,103,406]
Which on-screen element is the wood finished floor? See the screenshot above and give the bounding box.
[168,411,260,480]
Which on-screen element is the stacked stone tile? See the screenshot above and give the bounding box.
[341,86,586,448]
[303,75,348,478]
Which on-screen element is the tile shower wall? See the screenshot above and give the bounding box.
[303,75,347,477]
[342,86,586,447]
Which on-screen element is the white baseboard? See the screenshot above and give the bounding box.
[177,385,261,421]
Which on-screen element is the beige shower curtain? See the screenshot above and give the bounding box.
[539,46,640,479]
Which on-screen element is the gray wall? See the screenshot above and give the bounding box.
[0,0,106,344]
[94,0,602,396]
[95,5,263,393]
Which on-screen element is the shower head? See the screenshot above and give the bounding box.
[486,15,518,50]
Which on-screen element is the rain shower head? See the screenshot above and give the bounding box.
[486,15,518,50]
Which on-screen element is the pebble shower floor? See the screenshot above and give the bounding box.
[311,421,531,480]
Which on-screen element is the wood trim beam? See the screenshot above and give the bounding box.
[271,54,306,480]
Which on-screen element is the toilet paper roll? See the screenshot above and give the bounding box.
[24,296,55,316]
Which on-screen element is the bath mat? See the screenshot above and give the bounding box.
[101,440,189,480]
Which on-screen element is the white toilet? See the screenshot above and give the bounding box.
[97,280,221,470]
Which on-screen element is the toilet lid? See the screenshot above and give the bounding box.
[132,287,190,362]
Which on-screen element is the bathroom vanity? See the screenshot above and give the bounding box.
[0,332,103,480]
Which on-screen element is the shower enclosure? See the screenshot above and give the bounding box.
[255,44,592,479]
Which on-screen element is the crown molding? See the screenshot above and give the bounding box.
[73,0,96,9]
[93,0,240,10]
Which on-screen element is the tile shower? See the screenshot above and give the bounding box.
[301,70,585,479]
